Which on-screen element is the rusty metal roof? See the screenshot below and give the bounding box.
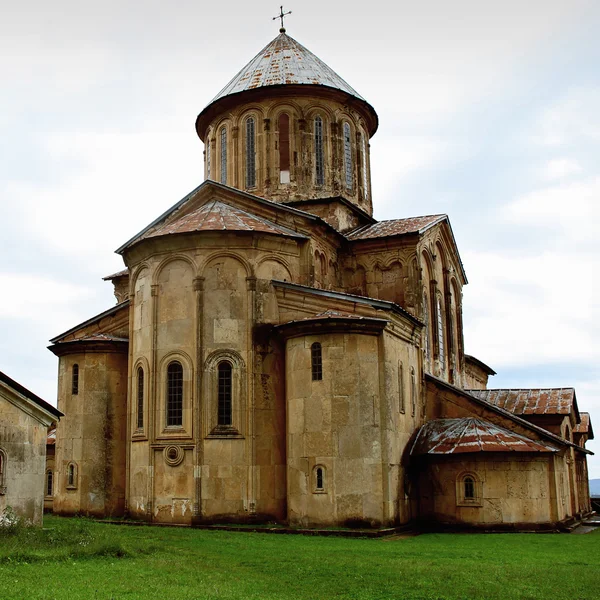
[346,214,446,241]
[467,388,577,417]
[102,268,129,281]
[209,32,366,106]
[575,412,594,439]
[145,200,307,241]
[411,417,558,455]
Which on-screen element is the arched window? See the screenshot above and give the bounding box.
[313,465,326,493]
[311,342,322,381]
[457,473,481,506]
[398,361,405,413]
[464,476,475,499]
[410,367,416,417]
[206,134,211,180]
[314,116,324,185]
[245,117,256,188]
[217,361,233,426]
[46,469,53,497]
[136,366,144,430]
[437,296,445,368]
[279,113,290,183]
[0,449,5,493]
[423,291,431,364]
[220,126,227,184]
[343,121,353,191]
[67,462,77,489]
[360,132,369,201]
[72,364,79,395]
[166,361,183,427]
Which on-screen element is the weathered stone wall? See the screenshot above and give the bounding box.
[286,331,386,527]
[417,454,556,526]
[54,350,127,517]
[44,442,55,512]
[0,399,48,525]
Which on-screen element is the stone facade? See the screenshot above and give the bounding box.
[0,372,62,525]
[48,30,593,530]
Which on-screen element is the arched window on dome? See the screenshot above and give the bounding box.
[343,121,353,192]
[279,113,290,184]
[205,134,211,180]
[360,132,369,202]
[220,126,227,185]
[72,364,79,395]
[314,116,324,186]
[245,117,256,189]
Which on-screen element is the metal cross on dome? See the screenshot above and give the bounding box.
[273,5,291,32]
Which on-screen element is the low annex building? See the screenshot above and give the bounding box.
[0,371,62,525]
[49,28,594,530]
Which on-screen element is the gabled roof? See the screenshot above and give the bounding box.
[0,370,62,419]
[346,214,445,240]
[49,300,130,344]
[208,32,367,106]
[116,180,320,255]
[411,417,558,455]
[467,388,579,419]
[144,200,307,241]
[574,412,594,440]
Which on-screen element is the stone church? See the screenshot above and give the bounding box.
[49,29,594,530]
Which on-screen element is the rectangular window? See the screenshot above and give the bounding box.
[167,362,183,427]
[246,118,256,188]
[217,362,233,426]
[72,364,79,395]
[398,361,405,413]
[137,367,144,429]
[315,117,324,186]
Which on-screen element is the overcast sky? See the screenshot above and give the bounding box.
[1,0,599,474]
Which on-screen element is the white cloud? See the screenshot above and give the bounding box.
[540,158,583,181]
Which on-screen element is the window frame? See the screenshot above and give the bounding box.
[313,464,327,494]
[66,462,78,490]
[72,363,79,395]
[136,365,145,430]
[311,342,323,381]
[245,116,256,189]
[217,361,233,426]
[314,115,325,186]
[343,121,353,192]
[220,125,227,184]
[203,350,246,438]
[166,361,184,428]
[456,472,483,507]
[45,469,53,498]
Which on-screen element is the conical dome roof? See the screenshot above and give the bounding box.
[196,31,377,138]
[209,32,366,104]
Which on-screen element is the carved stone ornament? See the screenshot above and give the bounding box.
[164,445,184,467]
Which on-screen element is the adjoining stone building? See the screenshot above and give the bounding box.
[49,29,594,529]
[0,371,62,525]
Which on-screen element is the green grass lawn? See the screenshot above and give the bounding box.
[0,515,598,600]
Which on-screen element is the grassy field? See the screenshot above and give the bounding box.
[0,515,598,600]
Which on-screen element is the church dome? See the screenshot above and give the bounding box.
[196,31,378,138]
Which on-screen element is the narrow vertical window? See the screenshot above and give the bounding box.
[411,368,416,417]
[217,361,232,426]
[206,135,211,180]
[0,450,5,491]
[316,467,324,490]
[314,116,324,185]
[311,342,322,381]
[46,470,53,497]
[279,113,290,183]
[72,364,79,395]
[464,476,475,499]
[361,132,369,201]
[220,126,227,184]
[245,117,256,188]
[437,296,445,368]
[136,367,144,430]
[67,463,75,487]
[423,291,431,363]
[343,122,353,191]
[398,361,405,413]
[166,361,183,427]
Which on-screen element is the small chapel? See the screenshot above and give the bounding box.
[48,25,594,530]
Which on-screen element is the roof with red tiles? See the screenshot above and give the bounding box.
[208,32,366,106]
[102,268,129,281]
[574,412,594,439]
[411,417,558,455]
[47,427,56,445]
[467,388,578,417]
[144,200,307,241]
[346,214,446,241]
